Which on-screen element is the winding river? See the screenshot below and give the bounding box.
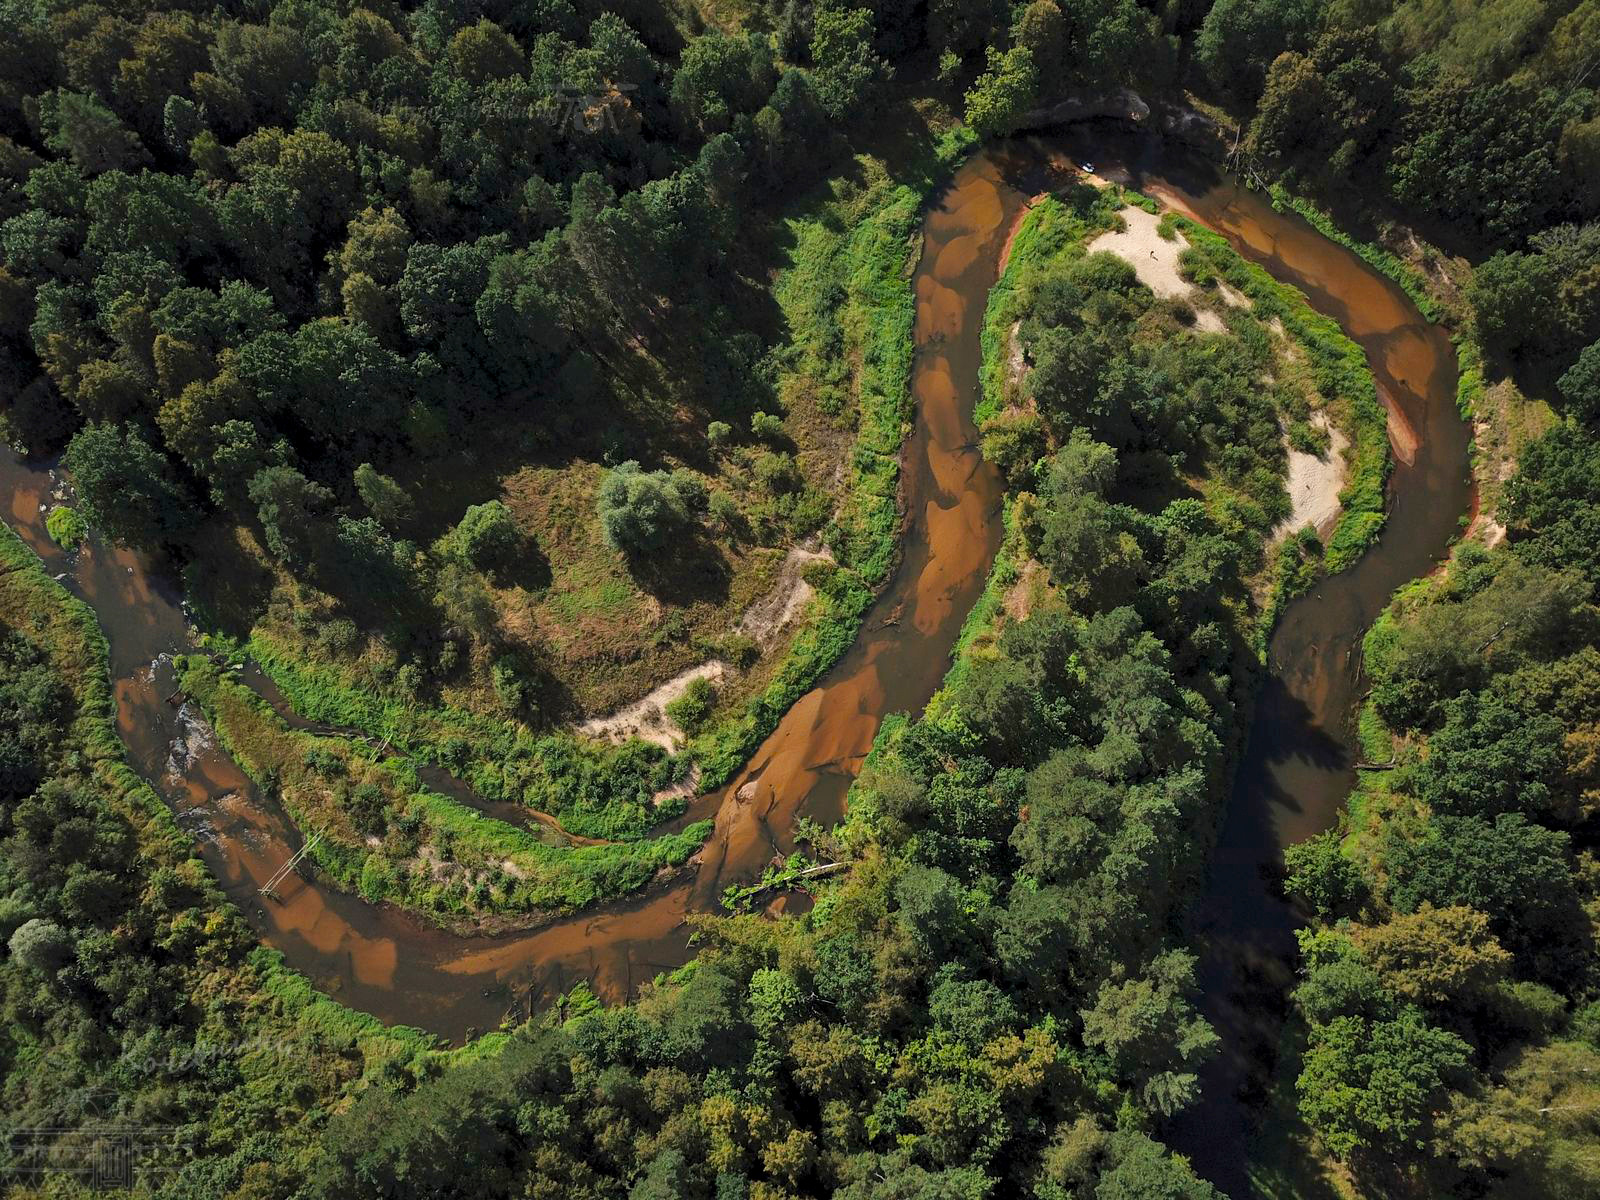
[2,126,1469,1187]
[1048,125,1472,1193]
[0,149,1027,1042]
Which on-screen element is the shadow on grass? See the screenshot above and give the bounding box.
[624,535,732,608]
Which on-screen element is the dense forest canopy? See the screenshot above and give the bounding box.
[3,0,1600,1196]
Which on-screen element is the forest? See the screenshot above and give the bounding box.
[2,0,1600,1194]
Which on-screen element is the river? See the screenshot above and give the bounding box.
[1,129,1469,1183]
[1046,124,1472,1195]
[0,150,1027,1042]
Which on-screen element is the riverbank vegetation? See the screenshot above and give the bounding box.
[980,182,1387,654]
[0,520,460,1191]
[308,168,1316,1200]
[176,654,712,924]
[0,0,981,858]
[5,0,1600,1191]
[1277,420,1600,1197]
[307,127,1387,1199]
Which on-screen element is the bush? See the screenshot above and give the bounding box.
[751,410,784,442]
[1288,419,1331,456]
[10,917,73,973]
[1558,340,1600,424]
[754,451,802,495]
[597,461,694,555]
[45,505,86,550]
[454,500,522,575]
[708,491,743,535]
[491,654,537,718]
[354,463,415,527]
[980,409,1047,487]
[1284,830,1365,917]
[665,676,716,735]
[707,420,733,450]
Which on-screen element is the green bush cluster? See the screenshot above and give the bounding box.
[44,504,86,550]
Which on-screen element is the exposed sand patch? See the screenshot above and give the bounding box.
[575,546,833,752]
[577,660,726,752]
[1275,412,1350,542]
[739,545,833,647]
[1216,280,1250,309]
[1007,319,1028,389]
[1386,393,1420,466]
[1091,207,1190,298]
[650,764,702,808]
[1089,207,1227,333]
[1472,514,1508,549]
[1003,559,1046,622]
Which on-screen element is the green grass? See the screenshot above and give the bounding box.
[236,628,685,841]
[951,502,1021,662]
[250,946,435,1067]
[1356,698,1394,765]
[1259,527,1327,652]
[1454,332,1486,421]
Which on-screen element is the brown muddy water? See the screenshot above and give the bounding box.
[0,150,1026,1043]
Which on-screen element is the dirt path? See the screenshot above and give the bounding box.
[576,661,727,751]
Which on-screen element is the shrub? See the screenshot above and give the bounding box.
[980,409,1047,488]
[751,410,784,442]
[491,654,537,718]
[1284,830,1366,917]
[754,451,802,495]
[1288,419,1331,456]
[665,676,716,735]
[668,469,708,512]
[354,463,415,527]
[597,461,694,555]
[454,500,522,574]
[716,633,760,669]
[45,505,86,550]
[708,491,743,535]
[1558,340,1600,424]
[10,917,73,973]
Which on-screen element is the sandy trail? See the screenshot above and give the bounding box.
[576,661,726,751]
[577,546,833,751]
